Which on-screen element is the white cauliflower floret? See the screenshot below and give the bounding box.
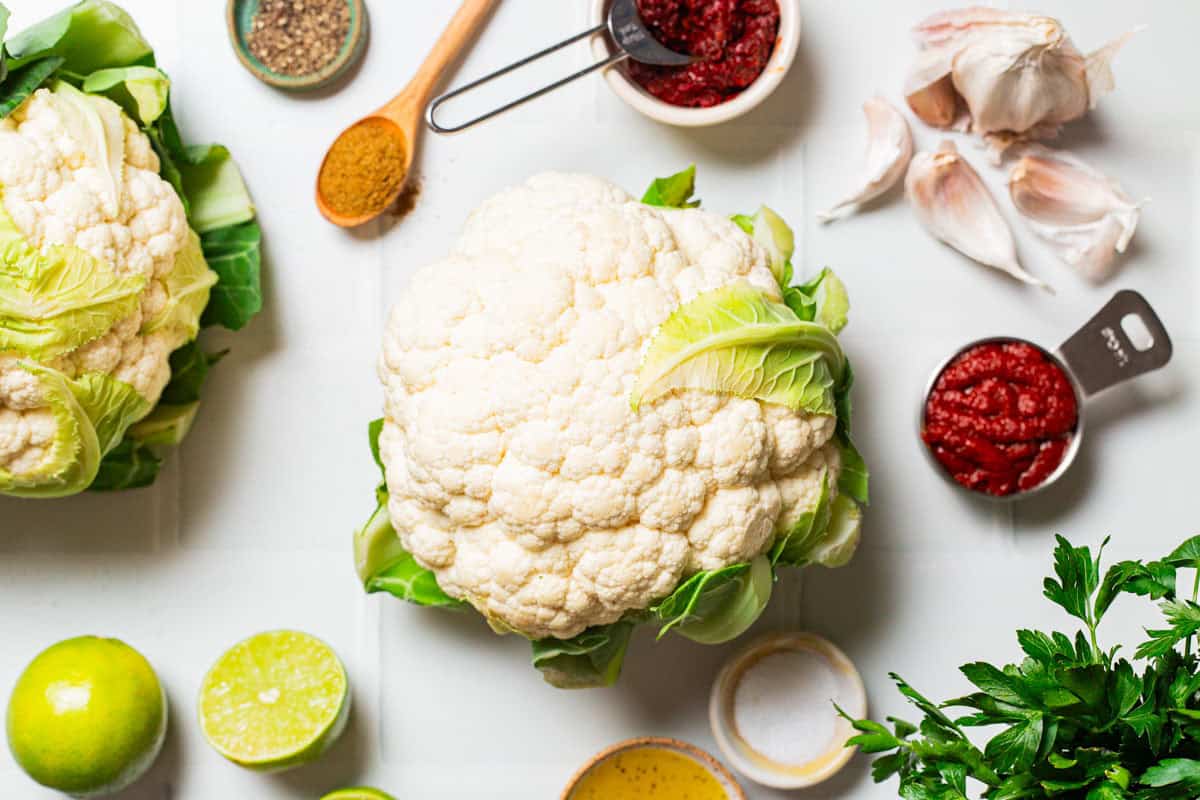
[379,173,843,640]
[0,88,198,480]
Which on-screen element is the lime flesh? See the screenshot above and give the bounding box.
[198,630,349,772]
[6,636,167,797]
[321,789,397,800]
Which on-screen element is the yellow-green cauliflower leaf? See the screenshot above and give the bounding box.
[0,85,215,497]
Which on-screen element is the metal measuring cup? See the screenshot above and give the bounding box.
[426,0,696,134]
[919,291,1174,500]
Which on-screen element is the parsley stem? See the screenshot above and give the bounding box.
[1189,570,1200,658]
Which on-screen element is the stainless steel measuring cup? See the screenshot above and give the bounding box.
[919,290,1174,500]
[426,0,695,134]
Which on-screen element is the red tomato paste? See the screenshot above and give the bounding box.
[628,0,780,108]
[922,341,1079,497]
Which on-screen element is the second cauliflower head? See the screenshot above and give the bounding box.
[0,83,214,497]
[374,172,863,649]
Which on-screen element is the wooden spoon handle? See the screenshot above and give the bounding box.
[385,0,500,116]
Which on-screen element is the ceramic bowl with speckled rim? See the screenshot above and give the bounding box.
[588,0,801,127]
[227,0,368,91]
[561,737,746,800]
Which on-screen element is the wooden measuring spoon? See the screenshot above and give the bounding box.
[316,0,499,227]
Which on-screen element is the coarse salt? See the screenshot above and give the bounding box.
[731,648,851,766]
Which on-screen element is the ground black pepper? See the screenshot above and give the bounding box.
[247,0,351,77]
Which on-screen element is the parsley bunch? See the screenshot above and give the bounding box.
[848,535,1200,799]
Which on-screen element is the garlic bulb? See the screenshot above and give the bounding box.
[1009,147,1142,282]
[906,140,1050,291]
[818,97,914,223]
[905,8,1135,138]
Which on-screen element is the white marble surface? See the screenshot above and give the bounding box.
[1,1,1198,798]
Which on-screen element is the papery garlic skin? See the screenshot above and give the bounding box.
[906,7,1005,130]
[818,97,914,223]
[905,7,1135,139]
[906,140,1050,291]
[1009,148,1141,282]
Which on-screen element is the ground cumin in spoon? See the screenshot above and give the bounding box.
[318,119,408,220]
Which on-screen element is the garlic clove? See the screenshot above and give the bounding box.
[1009,147,1142,282]
[905,46,967,129]
[818,97,914,223]
[906,140,1051,291]
[1010,149,1128,225]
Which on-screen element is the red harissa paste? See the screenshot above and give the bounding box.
[922,341,1079,497]
[629,0,780,108]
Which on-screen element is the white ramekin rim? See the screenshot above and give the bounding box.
[588,0,801,127]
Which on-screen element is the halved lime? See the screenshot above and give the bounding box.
[198,630,349,772]
[321,789,396,800]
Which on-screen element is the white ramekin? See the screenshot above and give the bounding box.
[588,0,801,127]
[709,632,867,790]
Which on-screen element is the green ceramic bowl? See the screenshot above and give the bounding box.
[226,0,368,91]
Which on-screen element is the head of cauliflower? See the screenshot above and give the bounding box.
[0,84,215,497]
[376,173,860,643]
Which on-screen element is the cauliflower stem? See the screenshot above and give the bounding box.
[357,167,869,688]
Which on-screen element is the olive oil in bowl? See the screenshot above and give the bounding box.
[565,738,741,800]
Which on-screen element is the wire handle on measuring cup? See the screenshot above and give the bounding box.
[426,25,629,134]
[426,0,694,134]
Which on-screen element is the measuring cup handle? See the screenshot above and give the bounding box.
[1056,290,1173,397]
[426,23,624,134]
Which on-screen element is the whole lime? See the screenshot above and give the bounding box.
[6,636,167,797]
